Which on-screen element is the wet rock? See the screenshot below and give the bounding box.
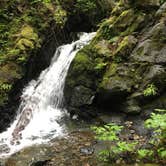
[156,2,166,17]
[70,86,95,107]
[30,160,49,166]
[114,35,138,58]
[130,130,135,134]
[134,0,160,9]
[97,113,125,125]
[125,121,133,128]
[65,1,166,116]
[80,147,94,155]
[0,144,10,154]
[131,39,166,63]
[123,99,141,114]
[3,131,97,166]
[133,134,140,140]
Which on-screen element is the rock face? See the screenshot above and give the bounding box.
[64,1,166,117]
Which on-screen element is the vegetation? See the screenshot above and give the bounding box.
[91,123,138,162]
[92,109,166,164]
[143,84,158,97]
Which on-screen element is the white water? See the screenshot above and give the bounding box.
[0,32,95,157]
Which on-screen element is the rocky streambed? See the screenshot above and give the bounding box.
[0,112,161,166]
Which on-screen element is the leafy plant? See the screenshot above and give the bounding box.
[137,149,154,159]
[0,83,12,91]
[54,6,67,28]
[92,109,166,163]
[94,62,107,70]
[143,84,158,96]
[91,123,137,162]
[91,123,123,141]
[142,109,166,161]
[75,0,97,13]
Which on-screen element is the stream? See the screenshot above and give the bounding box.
[0,32,96,158]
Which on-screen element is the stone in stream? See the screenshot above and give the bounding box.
[10,108,33,145]
[80,146,94,155]
[0,144,10,154]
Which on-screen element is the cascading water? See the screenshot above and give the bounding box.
[0,32,95,157]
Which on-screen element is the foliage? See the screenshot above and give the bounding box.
[143,84,158,97]
[145,109,166,145]
[92,109,166,163]
[91,123,137,162]
[75,0,97,13]
[0,82,12,105]
[0,83,12,91]
[137,109,166,162]
[91,123,123,141]
[54,6,67,28]
[137,149,154,159]
[94,62,107,70]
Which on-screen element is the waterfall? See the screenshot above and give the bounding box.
[0,32,96,157]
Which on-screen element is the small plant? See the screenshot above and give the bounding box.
[92,109,166,164]
[113,55,123,63]
[143,84,158,96]
[142,109,166,161]
[91,123,137,162]
[0,83,12,91]
[75,0,97,13]
[137,149,154,159]
[54,6,67,28]
[91,123,123,141]
[94,62,107,70]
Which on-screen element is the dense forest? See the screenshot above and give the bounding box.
[0,0,165,165]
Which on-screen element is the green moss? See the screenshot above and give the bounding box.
[21,26,34,38]
[72,52,92,72]
[98,16,119,40]
[122,12,145,36]
[114,35,137,58]
[99,63,118,88]
[94,40,113,57]
[53,6,67,28]
[16,39,34,50]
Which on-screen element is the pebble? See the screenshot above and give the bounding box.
[130,130,135,134]
[133,134,140,140]
[80,147,94,155]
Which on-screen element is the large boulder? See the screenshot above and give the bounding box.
[64,1,166,116]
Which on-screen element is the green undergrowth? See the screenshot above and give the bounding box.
[91,109,166,164]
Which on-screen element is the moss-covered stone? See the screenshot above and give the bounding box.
[65,1,166,115]
[114,35,137,58]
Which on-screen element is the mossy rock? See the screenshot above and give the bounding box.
[135,0,160,8]
[113,35,138,58]
[16,38,34,51]
[21,25,37,40]
[66,46,98,90]
[97,9,146,41]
